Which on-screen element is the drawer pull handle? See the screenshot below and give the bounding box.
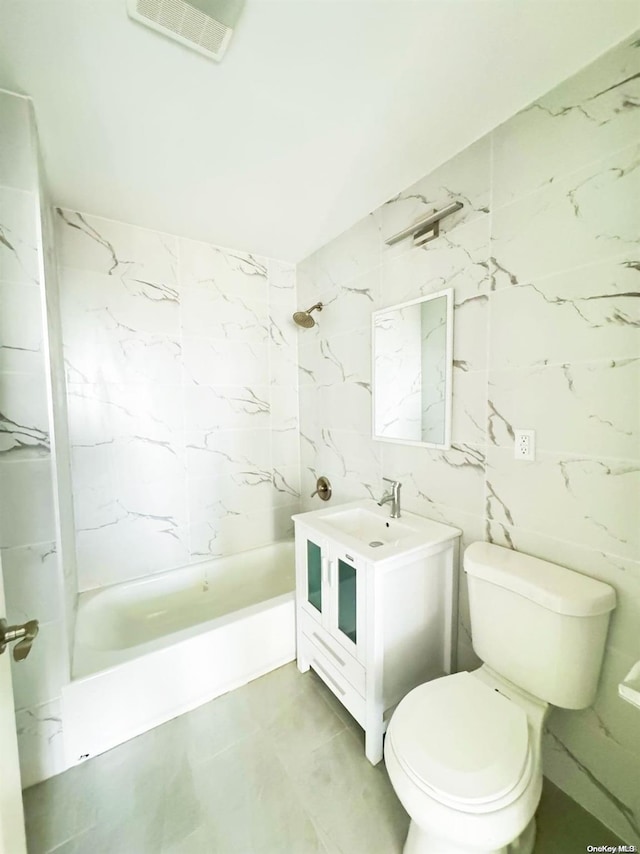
[313,659,346,696]
[312,632,345,667]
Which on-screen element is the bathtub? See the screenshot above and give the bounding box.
[61,541,295,765]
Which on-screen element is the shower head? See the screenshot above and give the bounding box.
[293,302,323,328]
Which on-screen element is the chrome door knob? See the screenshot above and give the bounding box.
[0,618,39,661]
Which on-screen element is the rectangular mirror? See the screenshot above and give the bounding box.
[372,288,453,449]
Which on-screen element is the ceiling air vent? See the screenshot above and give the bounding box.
[126,0,244,62]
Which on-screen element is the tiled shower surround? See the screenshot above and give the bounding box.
[56,212,299,591]
[297,34,640,842]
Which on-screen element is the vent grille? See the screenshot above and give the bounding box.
[128,0,233,61]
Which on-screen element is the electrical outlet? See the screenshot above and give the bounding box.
[514,429,535,461]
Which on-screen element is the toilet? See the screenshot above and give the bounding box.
[384,542,616,854]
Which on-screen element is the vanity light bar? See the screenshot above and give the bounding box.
[385,201,464,247]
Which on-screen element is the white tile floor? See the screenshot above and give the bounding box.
[23,663,624,854]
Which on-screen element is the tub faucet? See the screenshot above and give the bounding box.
[378,477,402,518]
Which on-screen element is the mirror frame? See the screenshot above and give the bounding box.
[371,287,454,450]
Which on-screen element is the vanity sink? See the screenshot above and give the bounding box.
[320,507,415,548]
[293,500,461,562]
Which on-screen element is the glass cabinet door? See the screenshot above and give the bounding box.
[306,539,323,614]
[337,557,357,644]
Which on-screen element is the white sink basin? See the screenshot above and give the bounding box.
[320,508,415,548]
[292,500,461,561]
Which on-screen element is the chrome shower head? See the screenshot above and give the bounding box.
[293,302,323,328]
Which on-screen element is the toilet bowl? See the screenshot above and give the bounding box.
[384,542,616,854]
[385,668,547,854]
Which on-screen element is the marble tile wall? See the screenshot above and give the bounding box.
[0,91,69,787]
[56,211,299,591]
[297,33,640,843]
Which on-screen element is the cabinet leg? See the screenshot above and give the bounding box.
[365,725,384,765]
[297,654,310,674]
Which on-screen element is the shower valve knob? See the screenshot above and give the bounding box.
[311,476,332,501]
[0,618,39,662]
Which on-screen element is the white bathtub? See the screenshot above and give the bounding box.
[62,541,295,765]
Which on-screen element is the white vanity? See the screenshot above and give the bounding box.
[292,500,461,764]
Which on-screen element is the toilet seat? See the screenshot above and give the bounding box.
[387,672,533,814]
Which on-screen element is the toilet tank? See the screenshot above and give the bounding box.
[464,543,616,709]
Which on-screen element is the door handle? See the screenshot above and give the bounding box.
[0,618,39,662]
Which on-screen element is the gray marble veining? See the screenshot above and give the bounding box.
[57,210,298,580]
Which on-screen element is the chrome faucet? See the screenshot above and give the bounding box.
[378,477,402,518]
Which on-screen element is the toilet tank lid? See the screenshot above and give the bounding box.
[464,543,616,617]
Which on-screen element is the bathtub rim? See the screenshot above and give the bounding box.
[72,539,295,679]
[72,589,295,680]
[76,538,295,603]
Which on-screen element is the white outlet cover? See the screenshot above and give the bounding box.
[514,429,536,461]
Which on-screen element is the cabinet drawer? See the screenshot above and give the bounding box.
[299,610,365,695]
[304,641,366,729]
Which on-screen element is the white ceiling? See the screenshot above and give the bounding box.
[0,1,638,262]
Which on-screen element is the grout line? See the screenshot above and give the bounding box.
[489,136,640,219]
[488,250,639,296]
[482,130,495,543]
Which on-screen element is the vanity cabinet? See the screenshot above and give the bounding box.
[293,501,461,765]
[299,535,365,661]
